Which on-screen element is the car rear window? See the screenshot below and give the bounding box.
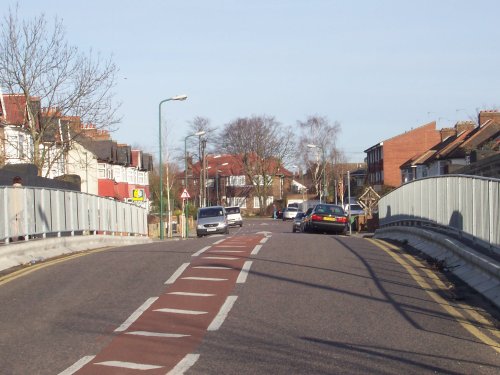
[225,207,240,214]
[287,207,298,212]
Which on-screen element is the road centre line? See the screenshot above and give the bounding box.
[155,308,207,315]
[165,263,190,284]
[208,296,238,331]
[251,245,262,255]
[236,261,253,284]
[181,276,228,281]
[166,354,200,375]
[95,360,162,370]
[125,331,189,338]
[368,239,500,354]
[193,246,211,257]
[58,355,95,375]
[202,256,239,260]
[115,297,158,332]
[168,291,216,297]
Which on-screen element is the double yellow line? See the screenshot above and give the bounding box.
[368,238,500,354]
[0,247,111,287]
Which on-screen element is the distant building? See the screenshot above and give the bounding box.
[401,112,500,181]
[364,122,441,191]
[186,154,292,215]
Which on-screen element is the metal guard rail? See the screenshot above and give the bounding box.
[378,175,500,255]
[1,186,148,244]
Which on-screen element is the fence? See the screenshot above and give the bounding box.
[378,175,500,252]
[1,186,148,244]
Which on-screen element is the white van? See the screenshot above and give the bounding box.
[225,206,243,227]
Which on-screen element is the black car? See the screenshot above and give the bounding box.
[303,204,348,234]
[292,212,307,232]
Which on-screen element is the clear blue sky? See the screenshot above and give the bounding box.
[8,0,500,163]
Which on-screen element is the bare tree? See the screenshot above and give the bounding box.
[0,7,120,175]
[219,115,294,214]
[298,115,342,200]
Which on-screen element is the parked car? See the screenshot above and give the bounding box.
[344,203,365,216]
[225,206,243,227]
[196,206,229,237]
[302,204,348,234]
[282,207,299,221]
[292,212,307,232]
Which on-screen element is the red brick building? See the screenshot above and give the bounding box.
[364,122,441,191]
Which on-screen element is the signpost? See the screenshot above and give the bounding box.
[181,189,190,238]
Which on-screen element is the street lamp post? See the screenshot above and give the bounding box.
[215,162,228,204]
[158,94,187,240]
[307,144,326,203]
[184,130,206,237]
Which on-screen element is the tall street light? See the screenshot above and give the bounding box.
[159,94,187,240]
[307,144,326,203]
[215,162,229,204]
[184,130,206,237]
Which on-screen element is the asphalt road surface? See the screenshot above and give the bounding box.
[0,218,498,374]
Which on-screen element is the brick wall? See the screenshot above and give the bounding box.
[383,122,441,187]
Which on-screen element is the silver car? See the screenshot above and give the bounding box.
[282,207,298,221]
[196,206,229,237]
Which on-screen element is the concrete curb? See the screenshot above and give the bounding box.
[375,226,500,309]
[0,235,153,273]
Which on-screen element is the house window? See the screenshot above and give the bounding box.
[229,197,246,208]
[228,175,246,186]
[113,166,123,182]
[137,172,145,185]
[127,168,136,184]
[98,163,106,178]
[254,196,260,208]
[266,196,274,206]
[253,175,272,186]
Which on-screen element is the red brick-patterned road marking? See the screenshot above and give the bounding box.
[62,234,267,375]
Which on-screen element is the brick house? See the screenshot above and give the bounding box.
[364,122,441,191]
[401,112,500,181]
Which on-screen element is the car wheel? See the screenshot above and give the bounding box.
[293,227,296,233]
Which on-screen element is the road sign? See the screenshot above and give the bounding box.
[180,189,190,199]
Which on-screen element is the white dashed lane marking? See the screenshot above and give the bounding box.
[114,297,158,332]
[125,331,189,338]
[165,263,190,284]
[95,361,162,370]
[208,296,238,331]
[154,308,208,315]
[181,276,228,281]
[168,291,216,297]
[237,261,253,284]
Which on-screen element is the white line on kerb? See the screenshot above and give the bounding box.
[166,354,200,375]
[208,295,238,331]
[95,361,163,370]
[192,246,211,257]
[237,261,252,283]
[251,245,262,255]
[165,263,190,284]
[115,297,158,332]
[58,355,95,375]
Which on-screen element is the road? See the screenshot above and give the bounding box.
[0,218,498,374]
